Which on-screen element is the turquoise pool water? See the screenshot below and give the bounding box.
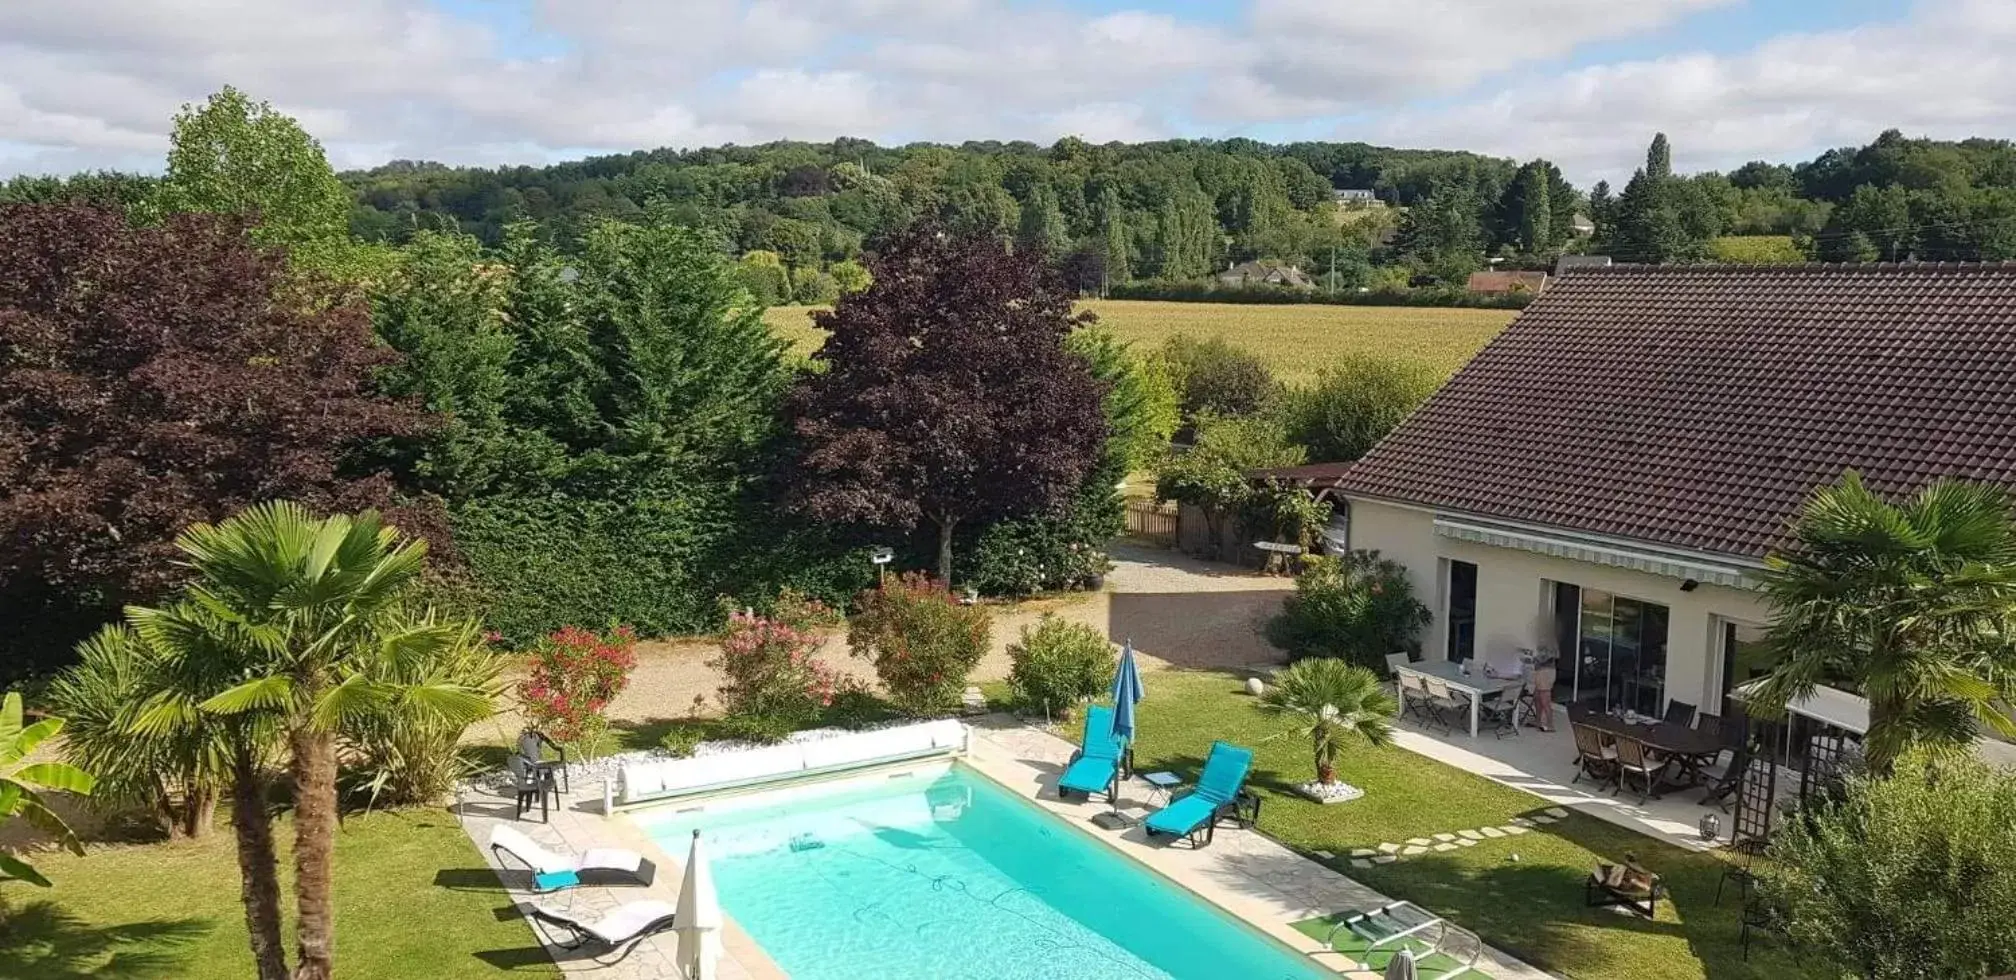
[638,766,1332,980]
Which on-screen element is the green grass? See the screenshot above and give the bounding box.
[0,810,555,980]
[764,299,1513,383]
[1125,669,1816,980]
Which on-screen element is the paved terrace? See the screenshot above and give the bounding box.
[456,716,1559,980]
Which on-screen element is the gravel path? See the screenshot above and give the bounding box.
[475,542,1295,741]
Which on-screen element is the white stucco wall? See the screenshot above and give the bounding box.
[1345,497,1772,713]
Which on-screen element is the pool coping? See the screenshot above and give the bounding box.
[959,715,1560,980]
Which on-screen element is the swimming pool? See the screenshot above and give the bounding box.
[636,764,1332,980]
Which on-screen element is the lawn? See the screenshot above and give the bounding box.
[1124,669,1817,980]
[0,810,554,980]
[763,299,1513,383]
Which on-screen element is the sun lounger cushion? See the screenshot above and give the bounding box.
[1143,741,1254,836]
[1058,706,1124,795]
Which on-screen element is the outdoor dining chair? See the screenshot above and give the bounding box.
[1569,724,1618,789]
[1422,676,1468,736]
[1479,685,1521,739]
[1662,700,1698,728]
[1397,672,1434,726]
[1612,736,1669,805]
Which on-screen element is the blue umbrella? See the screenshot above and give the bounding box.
[1110,639,1145,742]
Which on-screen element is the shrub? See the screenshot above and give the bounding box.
[961,478,1119,598]
[1278,355,1439,463]
[709,611,839,731]
[1160,334,1278,421]
[789,267,840,305]
[517,625,638,757]
[847,573,992,717]
[658,727,703,758]
[345,617,503,807]
[823,678,890,730]
[1241,478,1334,551]
[717,713,796,745]
[1761,751,2016,980]
[1007,616,1112,715]
[830,259,872,295]
[1265,550,1430,672]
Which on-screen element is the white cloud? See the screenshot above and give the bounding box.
[0,0,2008,185]
[1375,0,2016,184]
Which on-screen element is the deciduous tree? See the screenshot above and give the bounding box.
[785,224,1108,583]
[0,204,428,679]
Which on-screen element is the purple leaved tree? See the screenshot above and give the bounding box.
[784,225,1108,584]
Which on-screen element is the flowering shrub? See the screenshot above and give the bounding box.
[847,573,991,717]
[710,611,839,730]
[1007,615,1111,716]
[518,625,638,755]
[1264,550,1429,673]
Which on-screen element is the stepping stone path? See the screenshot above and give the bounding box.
[1338,816,1561,872]
[1315,850,1336,859]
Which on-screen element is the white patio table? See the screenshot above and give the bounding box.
[1397,660,1523,737]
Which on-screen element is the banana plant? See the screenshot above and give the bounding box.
[0,691,96,887]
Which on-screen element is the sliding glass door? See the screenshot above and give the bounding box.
[1559,585,1670,714]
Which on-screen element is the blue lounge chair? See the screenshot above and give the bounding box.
[1057,704,1131,803]
[1144,741,1256,847]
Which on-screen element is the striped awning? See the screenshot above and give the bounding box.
[1433,516,1759,590]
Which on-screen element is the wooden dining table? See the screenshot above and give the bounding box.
[1570,708,1724,792]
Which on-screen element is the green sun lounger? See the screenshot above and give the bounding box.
[1144,741,1255,847]
[1057,704,1130,803]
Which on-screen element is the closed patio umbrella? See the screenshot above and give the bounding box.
[1111,639,1144,743]
[1383,948,1419,980]
[676,830,722,980]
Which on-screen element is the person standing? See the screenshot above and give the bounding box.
[1527,617,1561,732]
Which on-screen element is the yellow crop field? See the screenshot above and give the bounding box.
[763,299,1514,381]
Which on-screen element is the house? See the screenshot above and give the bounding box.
[1463,270,1549,295]
[1216,260,1315,289]
[1332,188,1379,205]
[1569,213,1596,237]
[1553,254,1612,275]
[1326,263,2016,725]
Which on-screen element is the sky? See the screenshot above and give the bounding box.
[2,0,2009,188]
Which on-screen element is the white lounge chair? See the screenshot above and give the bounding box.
[528,899,678,951]
[490,824,657,892]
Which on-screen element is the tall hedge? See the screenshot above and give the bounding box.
[375,219,826,641]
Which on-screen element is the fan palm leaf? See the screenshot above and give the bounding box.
[1259,658,1396,785]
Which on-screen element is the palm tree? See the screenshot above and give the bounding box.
[1259,658,1396,785]
[177,502,489,980]
[1755,471,2016,774]
[0,691,95,910]
[123,602,292,980]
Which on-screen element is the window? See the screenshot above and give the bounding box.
[1445,559,1477,662]
[1565,586,1669,714]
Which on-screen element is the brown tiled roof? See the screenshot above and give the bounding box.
[1333,263,2016,558]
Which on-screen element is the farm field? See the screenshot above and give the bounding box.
[763,299,1515,382]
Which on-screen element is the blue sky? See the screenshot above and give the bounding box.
[1,0,2005,186]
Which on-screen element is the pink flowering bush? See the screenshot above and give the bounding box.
[710,611,840,731]
[518,625,638,755]
[848,573,991,717]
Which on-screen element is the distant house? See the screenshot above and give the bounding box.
[1332,188,1379,205]
[1569,213,1596,237]
[1464,270,1549,295]
[1217,260,1315,289]
[1554,254,1613,275]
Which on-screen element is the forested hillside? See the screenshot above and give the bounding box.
[12,130,2016,299]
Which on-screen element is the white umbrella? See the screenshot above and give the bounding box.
[676,830,723,980]
[1383,948,1419,980]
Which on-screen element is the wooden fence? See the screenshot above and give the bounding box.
[1123,498,1179,544]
